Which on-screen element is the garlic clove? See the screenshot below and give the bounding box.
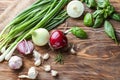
[18,75,29,78]
[33,50,42,66]
[18,67,38,79]
[42,53,49,60]
[34,59,41,66]
[51,70,58,77]
[33,50,41,58]
[28,67,38,79]
[44,65,51,72]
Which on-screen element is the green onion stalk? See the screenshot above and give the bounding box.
[0,0,70,62]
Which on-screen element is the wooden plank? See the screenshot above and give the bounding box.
[0,0,120,80]
[0,0,15,14]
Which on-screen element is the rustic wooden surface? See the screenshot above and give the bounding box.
[0,0,120,80]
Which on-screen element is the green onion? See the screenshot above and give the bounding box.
[0,0,69,62]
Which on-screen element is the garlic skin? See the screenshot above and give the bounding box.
[42,53,49,60]
[32,28,50,46]
[8,56,22,69]
[44,65,51,72]
[33,50,42,66]
[51,70,58,77]
[67,1,84,18]
[70,48,76,54]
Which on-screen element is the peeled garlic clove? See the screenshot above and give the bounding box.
[28,67,38,79]
[33,50,41,59]
[34,59,41,66]
[44,65,51,72]
[51,70,58,77]
[18,75,29,78]
[33,50,42,66]
[42,53,49,60]
[18,67,38,79]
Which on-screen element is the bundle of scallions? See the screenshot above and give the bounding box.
[0,0,70,62]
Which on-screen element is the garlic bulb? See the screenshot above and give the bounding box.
[32,28,50,46]
[8,56,22,69]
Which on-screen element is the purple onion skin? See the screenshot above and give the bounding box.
[17,40,34,55]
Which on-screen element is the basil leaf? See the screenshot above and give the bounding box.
[84,13,94,27]
[106,5,115,16]
[93,15,104,28]
[85,0,97,8]
[71,27,88,39]
[104,20,118,44]
[97,0,110,8]
[93,10,104,18]
[111,13,120,22]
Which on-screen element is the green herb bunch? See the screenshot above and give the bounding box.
[0,0,70,62]
[83,0,120,44]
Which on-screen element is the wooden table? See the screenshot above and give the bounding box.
[0,0,120,80]
[0,0,15,14]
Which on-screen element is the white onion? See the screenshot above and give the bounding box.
[32,28,50,46]
[67,0,84,18]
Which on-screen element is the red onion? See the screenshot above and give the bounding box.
[49,30,68,50]
[17,40,34,55]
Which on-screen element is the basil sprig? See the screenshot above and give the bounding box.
[82,0,119,44]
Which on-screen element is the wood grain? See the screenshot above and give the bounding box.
[0,0,120,80]
[0,0,14,14]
